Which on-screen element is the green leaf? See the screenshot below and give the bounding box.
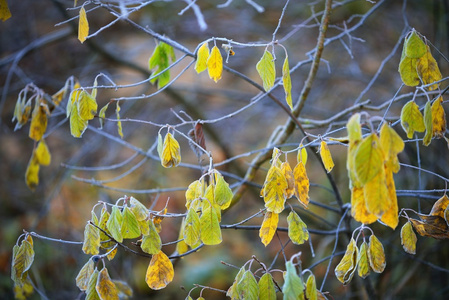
[226,267,245,300]
[76,258,95,291]
[141,219,162,255]
[282,55,293,110]
[258,273,276,300]
[423,100,433,146]
[106,206,123,243]
[148,42,175,89]
[287,211,309,245]
[237,270,259,300]
[116,101,123,139]
[121,207,141,239]
[199,205,222,245]
[405,30,427,58]
[214,171,233,210]
[283,261,304,300]
[401,100,425,138]
[399,56,419,86]
[184,208,201,247]
[82,222,100,255]
[98,103,109,129]
[86,269,101,300]
[256,50,276,92]
[129,197,148,221]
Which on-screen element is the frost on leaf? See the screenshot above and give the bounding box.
[158,132,181,168]
[401,221,417,254]
[357,241,370,279]
[78,6,89,43]
[368,235,386,273]
[256,50,276,92]
[262,164,287,213]
[82,223,100,255]
[76,259,94,291]
[319,140,334,173]
[145,251,174,290]
[283,260,304,300]
[195,42,209,74]
[207,45,223,82]
[96,267,119,300]
[287,211,309,245]
[293,161,309,208]
[335,238,358,285]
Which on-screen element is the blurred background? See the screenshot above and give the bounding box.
[2,0,449,299]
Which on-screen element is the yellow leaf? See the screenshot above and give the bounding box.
[70,99,88,138]
[417,46,442,90]
[160,132,181,168]
[176,218,189,255]
[404,30,427,58]
[357,241,370,279]
[78,91,97,121]
[319,140,334,173]
[347,114,363,188]
[379,123,404,173]
[281,162,295,199]
[25,153,40,190]
[347,113,362,142]
[363,166,390,217]
[129,196,148,222]
[116,101,123,139]
[184,208,201,247]
[200,205,222,245]
[398,56,419,86]
[293,161,309,208]
[354,133,384,185]
[214,171,233,210]
[76,259,95,291]
[207,46,223,82]
[111,280,133,299]
[13,275,34,300]
[423,100,433,146]
[297,144,308,165]
[145,251,174,290]
[379,167,399,229]
[107,247,117,261]
[0,0,11,21]
[282,56,293,110]
[195,42,209,74]
[29,103,48,141]
[262,164,287,213]
[305,274,317,300]
[256,50,276,92]
[334,238,358,285]
[185,180,203,210]
[259,211,278,246]
[287,211,309,245]
[401,100,425,139]
[430,194,449,218]
[431,96,446,138]
[96,267,118,300]
[78,6,89,43]
[35,139,51,166]
[98,103,110,129]
[350,187,377,224]
[82,223,100,255]
[368,235,386,273]
[401,221,417,254]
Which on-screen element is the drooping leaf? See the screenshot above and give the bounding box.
[70,98,88,138]
[76,259,95,291]
[214,171,233,210]
[112,280,133,299]
[347,114,363,188]
[207,45,223,82]
[401,221,417,254]
[227,267,245,299]
[379,167,399,229]
[96,267,118,300]
[410,215,449,239]
[297,144,308,165]
[78,91,97,121]
[287,211,309,245]
[85,269,100,300]
[159,132,181,168]
[141,219,162,255]
[256,50,276,92]
[283,260,304,300]
[78,6,89,43]
[357,241,370,279]
[148,42,176,89]
[176,218,189,255]
[237,270,259,300]
[98,208,112,244]
[184,208,201,247]
[258,272,276,300]
[404,31,427,58]
[121,207,141,239]
[0,0,12,21]
[185,180,203,210]
[431,96,446,138]
[351,187,377,224]
[281,162,295,199]
[399,56,419,87]
[13,274,34,300]
[199,205,222,245]
[430,194,449,218]
[282,55,293,110]
[35,139,51,166]
[29,103,48,141]
[82,222,100,255]
[12,237,35,287]
[417,46,442,90]
[263,164,288,213]
[129,196,148,222]
[195,42,209,74]
[25,153,40,190]
[379,123,404,173]
[116,101,123,139]
[145,250,174,290]
[106,247,117,261]
[106,206,123,243]
[423,100,433,146]
[368,235,386,273]
[305,274,317,300]
[98,102,109,129]
[354,133,384,185]
[335,238,358,285]
[293,161,309,208]
[259,211,279,246]
[401,100,425,139]
[319,141,334,173]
